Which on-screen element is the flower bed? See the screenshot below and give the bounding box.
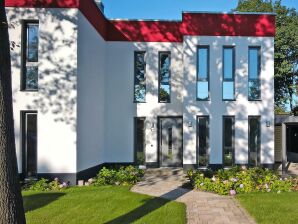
[22,178,69,191]
[23,166,144,191]
[91,165,144,186]
[187,166,298,195]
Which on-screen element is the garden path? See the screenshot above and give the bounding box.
[131,168,256,224]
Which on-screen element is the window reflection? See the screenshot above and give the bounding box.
[159,52,171,103]
[197,47,209,100]
[248,47,261,100]
[134,52,146,102]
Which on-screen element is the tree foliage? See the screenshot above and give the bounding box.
[235,0,298,114]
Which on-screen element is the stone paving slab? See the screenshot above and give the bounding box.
[131,171,256,224]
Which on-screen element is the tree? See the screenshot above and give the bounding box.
[235,0,298,113]
[0,1,26,223]
[235,0,273,12]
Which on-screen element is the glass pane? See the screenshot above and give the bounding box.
[197,48,208,79]
[134,52,146,102]
[223,117,234,167]
[223,81,234,100]
[159,84,170,102]
[224,48,233,79]
[135,118,145,165]
[26,113,37,177]
[160,53,170,83]
[248,80,260,100]
[25,66,38,90]
[134,84,146,103]
[198,117,209,167]
[27,24,39,62]
[249,117,260,166]
[197,81,209,100]
[159,53,171,102]
[249,48,259,79]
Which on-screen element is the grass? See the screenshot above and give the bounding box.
[23,186,186,224]
[237,192,298,224]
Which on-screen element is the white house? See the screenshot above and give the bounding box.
[5,0,276,184]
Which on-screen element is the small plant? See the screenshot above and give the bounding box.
[187,166,298,195]
[23,178,69,191]
[92,166,144,186]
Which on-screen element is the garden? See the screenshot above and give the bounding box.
[22,166,186,224]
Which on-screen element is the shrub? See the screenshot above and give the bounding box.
[92,165,144,186]
[187,166,298,195]
[22,178,69,191]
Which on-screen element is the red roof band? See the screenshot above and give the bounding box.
[5,0,276,42]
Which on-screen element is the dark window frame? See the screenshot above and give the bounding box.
[21,20,39,92]
[134,117,146,165]
[248,116,261,167]
[222,46,236,101]
[21,110,38,178]
[133,51,146,103]
[196,115,210,167]
[248,46,261,101]
[196,46,210,101]
[158,51,171,103]
[222,116,235,167]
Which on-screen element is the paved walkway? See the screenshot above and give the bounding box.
[131,169,255,224]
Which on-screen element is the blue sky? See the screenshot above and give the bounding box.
[103,0,298,20]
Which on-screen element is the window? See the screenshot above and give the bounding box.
[248,116,261,166]
[223,116,235,166]
[223,47,235,100]
[248,47,261,100]
[197,116,209,167]
[21,111,38,178]
[134,52,146,102]
[22,21,39,91]
[158,52,171,103]
[134,117,146,165]
[197,47,209,100]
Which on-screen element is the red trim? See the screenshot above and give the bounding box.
[5,0,79,8]
[108,20,182,42]
[180,13,275,37]
[78,0,107,40]
[5,0,275,42]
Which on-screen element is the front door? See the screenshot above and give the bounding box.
[159,117,183,167]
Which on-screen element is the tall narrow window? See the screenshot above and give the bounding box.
[248,116,261,166]
[223,47,235,100]
[197,47,209,100]
[134,117,146,165]
[248,47,261,100]
[223,116,235,166]
[21,112,38,178]
[22,21,39,91]
[197,116,209,167]
[134,52,146,102]
[158,52,171,103]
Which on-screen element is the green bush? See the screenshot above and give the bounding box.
[22,178,69,191]
[92,166,144,186]
[187,167,297,195]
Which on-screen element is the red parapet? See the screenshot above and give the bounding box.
[5,0,276,42]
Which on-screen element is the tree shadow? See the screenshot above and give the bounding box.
[104,187,189,224]
[23,192,65,213]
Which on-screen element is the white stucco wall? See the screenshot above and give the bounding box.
[7,8,78,173]
[77,11,106,172]
[7,6,275,172]
[183,36,275,165]
[104,42,183,163]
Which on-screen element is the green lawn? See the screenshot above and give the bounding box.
[237,192,298,224]
[23,186,186,224]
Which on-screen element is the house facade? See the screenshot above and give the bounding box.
[5,0,275,184]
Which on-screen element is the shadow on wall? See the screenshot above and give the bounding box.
[8,6,77,130]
